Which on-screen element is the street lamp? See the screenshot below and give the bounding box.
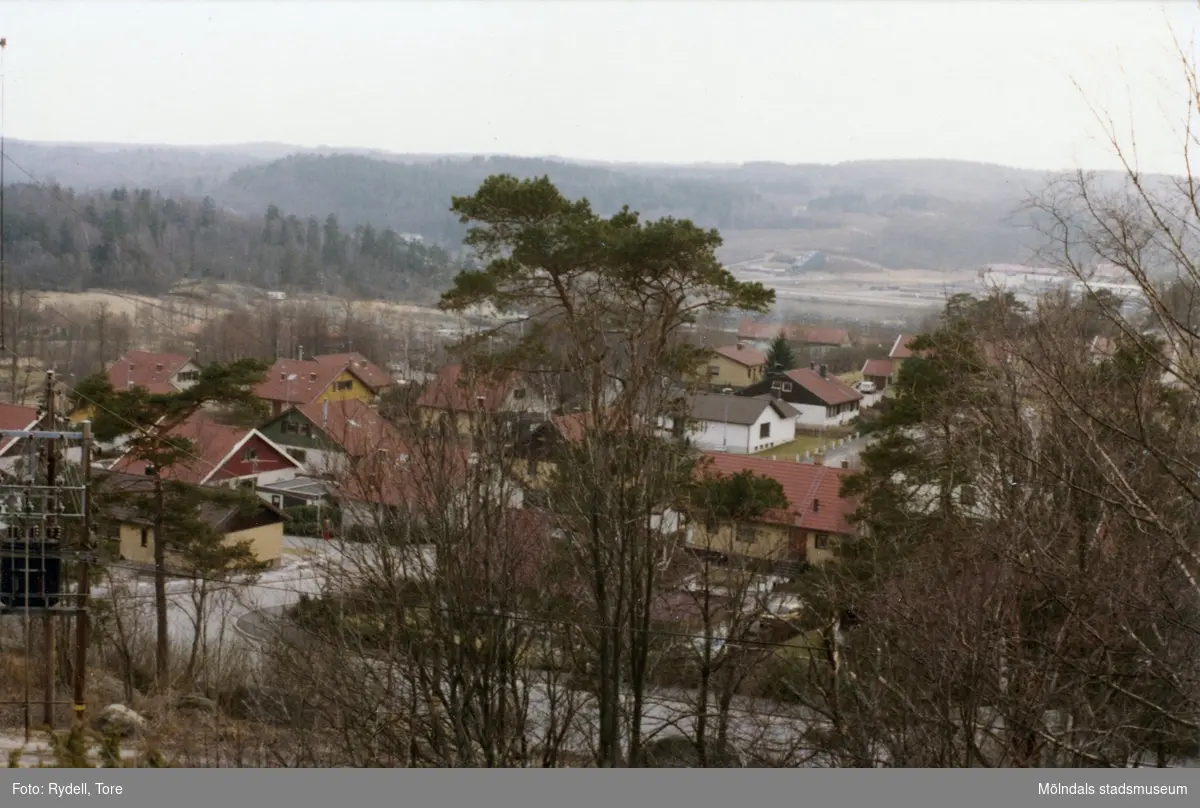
[722,387,733,451]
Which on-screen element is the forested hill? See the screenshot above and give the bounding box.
[218,154,793,244]
[0,183,456,302]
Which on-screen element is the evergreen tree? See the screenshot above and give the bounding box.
[765,332,797,373]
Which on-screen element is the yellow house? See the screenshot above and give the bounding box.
[699,344,768,389]
[255,353,392,418]
[102,474,286,570]
[687,453,857,568]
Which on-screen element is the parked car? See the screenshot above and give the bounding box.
[859,380,877,394]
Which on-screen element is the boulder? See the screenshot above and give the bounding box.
[94,704,146,738]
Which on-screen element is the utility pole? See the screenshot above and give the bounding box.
[72,420,92,726]
[42,371,57,729]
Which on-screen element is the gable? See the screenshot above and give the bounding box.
[209,434,298,482]
[261,409,325,447]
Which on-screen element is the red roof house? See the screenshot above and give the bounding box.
[105,351,201,395]
[110,412,303,488]
[691,453,859,566]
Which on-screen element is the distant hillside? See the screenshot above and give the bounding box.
[217,154,790,245]
[0,183,457,304]
[5,139,1138,271]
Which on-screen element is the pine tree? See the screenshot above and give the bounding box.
[765,332,796,374]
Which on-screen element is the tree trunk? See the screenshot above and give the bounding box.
[154,472,170,688]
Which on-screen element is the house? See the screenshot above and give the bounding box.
[861,359,894,392]
[0,403,42,478]
[736,321,851,355]
[686,453,857,569]
[109,412,304,491]
[736,364,862,428]
[99,472,286,570]
[335,443,523,531]
[71,350,202,422]
[257,398,406,476]
[699,344,768,389]
[416,363,553,437]
[254,352,393,418]
[888,334,918,376]
[663,392,796,454]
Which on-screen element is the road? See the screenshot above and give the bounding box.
[822,434,874,469]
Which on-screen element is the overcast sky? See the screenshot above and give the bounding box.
[4,1,1199,172]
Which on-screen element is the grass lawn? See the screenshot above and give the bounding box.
[754,434,828,459]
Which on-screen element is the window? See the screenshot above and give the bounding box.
[309,373,318,382]
[335,380,353,392]
[177,370,199,383]
[759,422,771,439]
[960,485,977,508]
[140,527,149,548]
[284,420,300,435]
[781,382,793,392]
[771,381,782,391]
[708,365,721,377]
[288,448,308,463]
[243,448,258,462]
[270,495,282,508]
[814,533,830,550]
[736,523,760,543]
[512,388,527,400]
[301,424,313,437]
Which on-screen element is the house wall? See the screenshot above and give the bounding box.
[317,370,377,406]
[226,521,284,566]
[686,520,799,563]
[169,360,203,390]
[116,520,284,567]
[792,401,858,427]
[688,420,752,453]
[209,434,297,483]
[685,520,843,565]
[257,411,345,475]
[702,355,764,389]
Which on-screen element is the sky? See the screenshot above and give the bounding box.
[3,1,1200,173]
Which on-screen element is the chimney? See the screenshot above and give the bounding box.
[813,452,825,466]
[819,364,828,379]
[812,498,821,512]
[736,342,745,351]
[810,362,818,372]
[841,460,850,469]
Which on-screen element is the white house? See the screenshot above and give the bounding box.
[663,392,797,454]
[734,365,862,429]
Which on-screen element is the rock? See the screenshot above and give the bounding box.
[94,704,146,738]
[175,694,217,713]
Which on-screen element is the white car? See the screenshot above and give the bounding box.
[859,380,877,394]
